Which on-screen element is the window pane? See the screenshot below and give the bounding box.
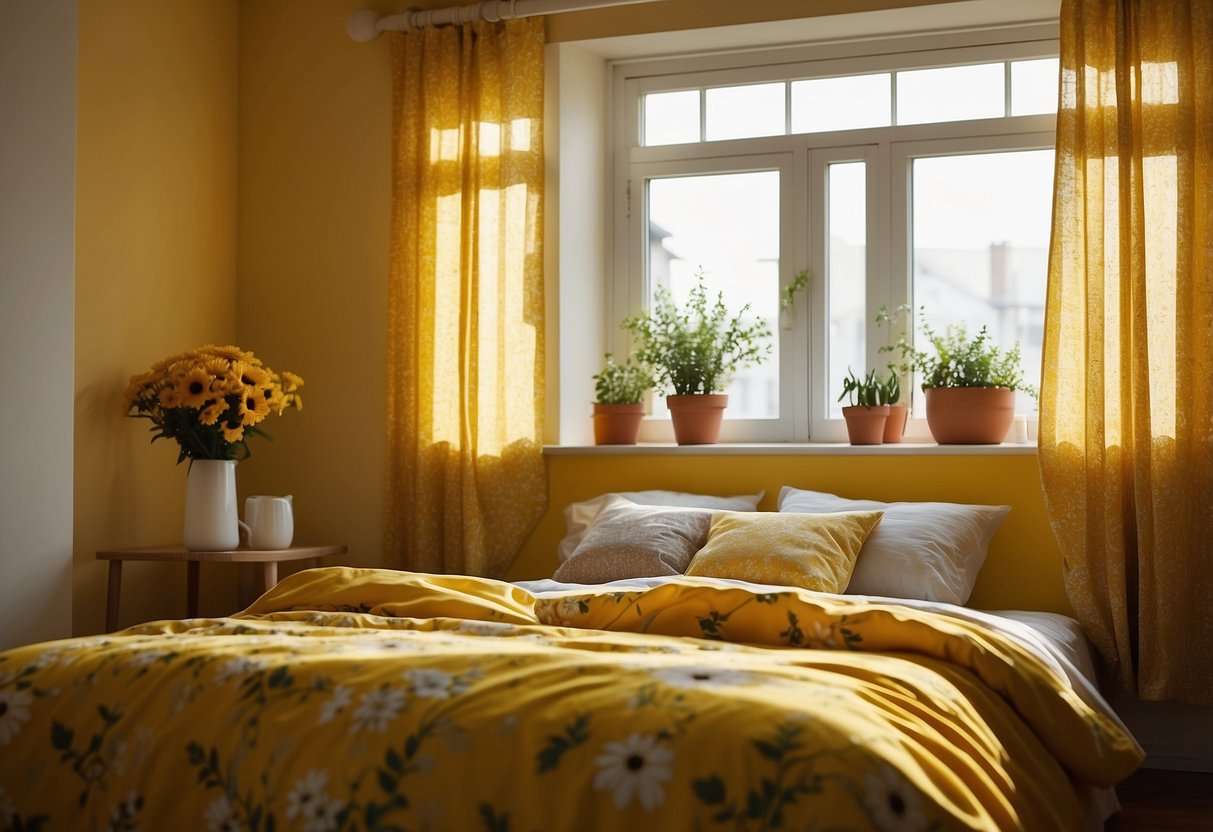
[648,171,780,419]
[826,162,867,419]
[705,83,786,141]
[791,74,891,133]
[911,150,1054,413]
[1011,58,1059,115]
[897,63,1005,124]
[644,90,700,146]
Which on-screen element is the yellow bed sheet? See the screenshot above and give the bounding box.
[0,567,1141,831]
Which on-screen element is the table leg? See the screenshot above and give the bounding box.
[106,561,122,632]
[262,561,278,592]
[187,561,200,618]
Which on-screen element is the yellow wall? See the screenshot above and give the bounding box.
[235,0,394,574]
[74,0,240,633]
[506,452,1070,614]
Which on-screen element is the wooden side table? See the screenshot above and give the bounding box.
[97,545,347,632]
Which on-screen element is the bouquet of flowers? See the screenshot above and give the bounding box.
[123,344,304,463]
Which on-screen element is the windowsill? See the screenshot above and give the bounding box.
[544,442,1038,456]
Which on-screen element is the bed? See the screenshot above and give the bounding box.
[0,488,1143,830]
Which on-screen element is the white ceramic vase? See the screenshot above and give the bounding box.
[183,459,240,551]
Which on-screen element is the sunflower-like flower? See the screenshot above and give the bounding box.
[175,366,215,409]
[221,417,245,443]
[127,345,302,462]
[203,357,231,377]
[205,344,255,364]
[234,362,271,389]
[198,400,226,426]
[279,370,304,393]
[238,390,271,426]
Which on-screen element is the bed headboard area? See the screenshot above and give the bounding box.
[505,449,1071,616]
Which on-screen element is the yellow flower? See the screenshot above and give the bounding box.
[238,390,271,426]
[176,366,214,409]
[159,386,181,409]
[207,344,255,364]
[198,401,226,426]
[203,358,231,377]
[221,370,248,397]
[233,361,271,389]
[221,418,245,443]
[280,371,304,393]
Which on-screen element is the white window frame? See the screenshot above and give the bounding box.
[608,25,1060,443]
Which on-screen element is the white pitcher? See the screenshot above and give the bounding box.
[240,495,294,550]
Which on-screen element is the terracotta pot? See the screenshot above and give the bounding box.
[924,387,1015,444]
[882,403,909,444]
[841,405,889,445]
[592,402,644,445]
[667,394,727,445]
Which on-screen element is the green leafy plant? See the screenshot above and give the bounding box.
[914,322,1035,394]
[875,370,900,406]
[875,303,915,406]
[780,269,810,311]
[837,368,884,408]
[621,275,772,396]
[592,353,652,405]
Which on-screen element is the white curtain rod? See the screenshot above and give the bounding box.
[346,0,665,40]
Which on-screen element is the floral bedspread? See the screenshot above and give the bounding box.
[0,568,1141,831]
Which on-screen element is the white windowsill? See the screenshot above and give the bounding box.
[544,442,1038,456]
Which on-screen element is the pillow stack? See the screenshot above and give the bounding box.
[552,487,1011,605]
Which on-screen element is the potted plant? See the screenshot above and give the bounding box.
[621,275,771,445]
[591,353,652,445]
[837,368,889,445]
[875,304,913,443]
[913,322,1034,444]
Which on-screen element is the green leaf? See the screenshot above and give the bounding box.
[385,747,404,773]
[377,768,398,794]
[478,803,510,832]
[753,739,782,761]
[692,774,727,805]
[50,720,73,751]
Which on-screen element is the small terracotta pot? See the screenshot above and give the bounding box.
[592,402,644,445]
[667,394,728,445]
[923,387,1014,444]
[842,405,889,445]
[883,404,909,444]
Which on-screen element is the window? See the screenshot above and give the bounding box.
[612,30,1059,442]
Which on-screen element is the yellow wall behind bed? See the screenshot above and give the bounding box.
[506,452,1071,616]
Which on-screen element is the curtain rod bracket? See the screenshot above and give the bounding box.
[346,8,386,42]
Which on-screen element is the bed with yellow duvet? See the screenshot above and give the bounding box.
[0,567,1141,831]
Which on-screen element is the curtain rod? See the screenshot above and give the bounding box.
[346,0,665,40]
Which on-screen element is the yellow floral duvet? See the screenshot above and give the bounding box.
[0,568,1141,831]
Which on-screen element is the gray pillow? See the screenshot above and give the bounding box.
[553,496,712,584]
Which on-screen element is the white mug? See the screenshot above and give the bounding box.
[240,495,294,550]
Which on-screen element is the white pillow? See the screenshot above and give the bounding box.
[558,490,763,562]
[777,486,1010,605]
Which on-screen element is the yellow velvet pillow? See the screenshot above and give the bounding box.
[684,510,884,593]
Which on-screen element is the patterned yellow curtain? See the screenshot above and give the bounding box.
[386,18,546,577]
[1040,0,1212,705]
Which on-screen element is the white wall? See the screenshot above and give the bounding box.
[0,0,76,649]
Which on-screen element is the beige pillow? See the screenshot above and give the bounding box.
[557,490,763,562]
[684,510,883,593]
[777,487,1011,604]
[553,496,712,584]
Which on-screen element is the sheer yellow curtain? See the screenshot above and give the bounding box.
[1040,0,1212,704]
[386,18,546,577]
